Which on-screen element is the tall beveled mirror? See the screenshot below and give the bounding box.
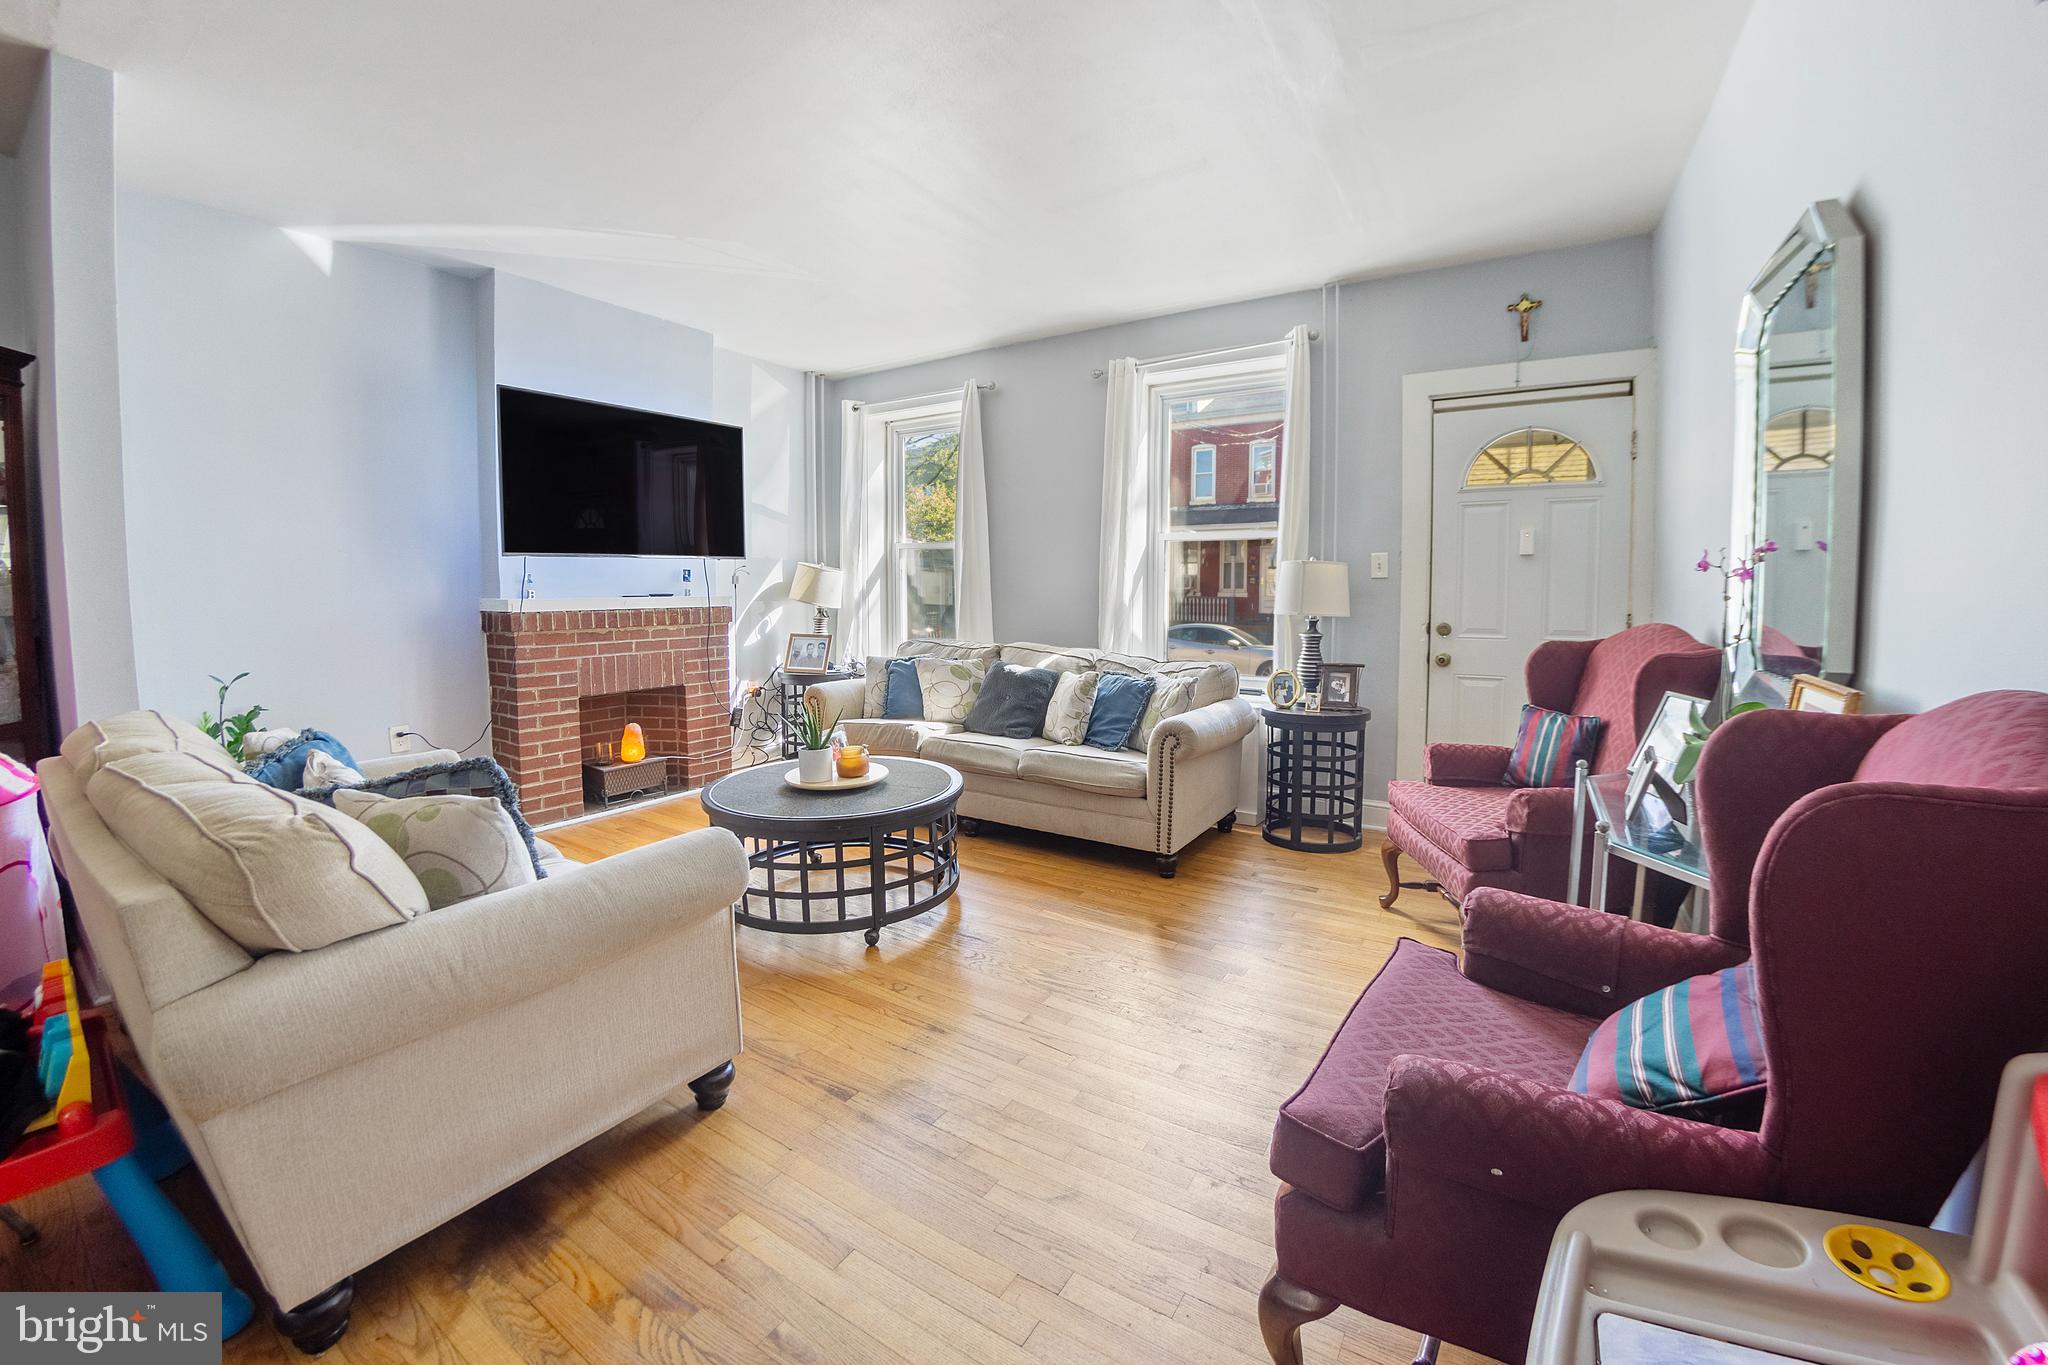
[1729,200,1865,703]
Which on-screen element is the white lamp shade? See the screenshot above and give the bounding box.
[789,561,844,610]
[1276,559,1350,618]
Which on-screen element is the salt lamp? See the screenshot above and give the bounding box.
[619,723,646,763]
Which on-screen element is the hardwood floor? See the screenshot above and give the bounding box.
[3,798,1493,1365]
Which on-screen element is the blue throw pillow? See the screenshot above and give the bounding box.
[248,729,357,790]
[883,658,925,719]
[1085,673,1155,749]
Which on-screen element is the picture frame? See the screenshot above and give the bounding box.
[1318,663,1364,711]
[1788,673,1864,714]
[1624,750,1658,822]
[1629,690,1708,784]
[1265,669,1302,710]
[782,631,833,675]
[1302,690,1323,713]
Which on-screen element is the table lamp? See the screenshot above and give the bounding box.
[1276,559,1350,694]
[788,561,843,634]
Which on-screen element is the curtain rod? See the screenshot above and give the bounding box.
[847,381,993,411]
[1091,330,1318,380]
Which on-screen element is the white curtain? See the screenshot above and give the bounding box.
[1276,324,1314,671]
[954,381,995,641]
[837,399,888,660]
[1097,357,1163,657]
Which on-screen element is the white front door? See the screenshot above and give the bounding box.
[1425,388,1636,747]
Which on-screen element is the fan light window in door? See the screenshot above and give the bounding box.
[1764,405,1836,471]
[1463,427,1597,488]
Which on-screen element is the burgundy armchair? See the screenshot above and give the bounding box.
[1264,691,2048,1364]
[1380,624,1720,910]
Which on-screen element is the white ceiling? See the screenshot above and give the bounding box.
[0,0,1751,375]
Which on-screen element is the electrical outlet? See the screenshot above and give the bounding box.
[1370,552,1389,579]
[389,726,413,754]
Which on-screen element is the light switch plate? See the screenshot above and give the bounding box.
[1370,552,1389,579]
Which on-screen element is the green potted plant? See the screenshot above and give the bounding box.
[792,690,836,785]
[198,672,268,760]
[1671,699,1767,787]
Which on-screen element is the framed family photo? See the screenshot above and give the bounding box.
[782,632,833,674]
[1319,663,1363,711]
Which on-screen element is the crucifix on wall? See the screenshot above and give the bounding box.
[1507,293,1543,343]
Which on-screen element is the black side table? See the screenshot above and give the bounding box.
[778,668,860,758]
[1262,706,1371,853]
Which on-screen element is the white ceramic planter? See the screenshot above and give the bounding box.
[796,748,835,784]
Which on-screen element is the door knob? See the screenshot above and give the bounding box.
[1434,653,1451,668]
[1435,622,1452,636]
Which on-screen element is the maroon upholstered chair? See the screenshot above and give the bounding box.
[1264,691,2048,1364]
[1380,624,1720,911]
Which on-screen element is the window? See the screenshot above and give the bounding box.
[1159,362,1286,669]
[1249,439,1277,502]
[894,422,959,639]
[1764,406,1836,471]
[1190,445,1217,504]
[1463,426,1596,488]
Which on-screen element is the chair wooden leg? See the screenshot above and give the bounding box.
[1377,839,1404,908]
[1258,1270,1337,1365]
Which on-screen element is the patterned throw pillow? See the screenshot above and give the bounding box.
[1126,676,1194,752]
[915,657,986,722]
[862,655,891,718]
[300,755,547,879]
[333,789,539,910]
[1571,964,1767,1124]
[1041,670,1100,744]
[1501,704,1604,788]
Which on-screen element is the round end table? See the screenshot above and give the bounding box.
[701,757,963,945]
[1262,706,1371,853]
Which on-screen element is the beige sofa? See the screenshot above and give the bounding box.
[812,641,1256,876]
[39,715,748,1353]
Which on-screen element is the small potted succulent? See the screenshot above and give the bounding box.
[793,691,836,784]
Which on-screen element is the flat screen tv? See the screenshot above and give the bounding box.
[498,385,746,557]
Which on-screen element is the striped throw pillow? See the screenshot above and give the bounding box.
[1502,704,1603,787]
[1571,964,1768,1123]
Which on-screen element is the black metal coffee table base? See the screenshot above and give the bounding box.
[701,758,963,946]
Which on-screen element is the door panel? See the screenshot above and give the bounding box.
[1427,392,1634,748]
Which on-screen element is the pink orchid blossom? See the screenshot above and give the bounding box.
[1731,564,1755,583]
[1695,552,1712,573]
[1816,538,1829,551]
[1756,539,1779,554]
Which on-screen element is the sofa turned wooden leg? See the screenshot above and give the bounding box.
[1377,839,1404,909]
[689,1061,736,1112]
[1215,812,1237,833]
[276,1278,352,1355]
[1155,854,1179,879]
[959,816,982,836]
[1258,1271,1337,1365]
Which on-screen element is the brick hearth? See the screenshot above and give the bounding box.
[483,607,731,825]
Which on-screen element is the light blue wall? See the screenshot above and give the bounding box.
[825,234,1656,800]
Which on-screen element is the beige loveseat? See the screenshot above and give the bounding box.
[812,641,1256,876]
[39,713,748,1353]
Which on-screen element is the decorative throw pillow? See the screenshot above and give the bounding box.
[248,729,359,790]
[1501,705,1605,788]
[1571,964,1767,1123]
[915,657,986,723]
[883,658,925,719]
[300,755,547,879]
[300,748,365,789]
[1126,676,1194,752]
[862,655,891,718]
[333,789,538,910]
[1084,673,1155,750]
[964,663,1060,738]
[1041,670,1100,744]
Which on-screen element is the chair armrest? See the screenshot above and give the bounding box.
[1502,785,1576,837]
[1382,1055,1776,1216]
[1460,888,1747,1016]
[147,828,748,1122]
[1151,696,1257,762]
[804,677,867,729]
[1423,743,1511,787]
[355,748,461,780]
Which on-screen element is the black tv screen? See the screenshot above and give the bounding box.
[498,386,746,557]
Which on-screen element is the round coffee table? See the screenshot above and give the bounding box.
[700,757,963,945]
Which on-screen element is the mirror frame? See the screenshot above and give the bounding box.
[1729,199,1866,683]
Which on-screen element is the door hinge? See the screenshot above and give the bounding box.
[1630,431,1639,461]
[1626,611,1635,627]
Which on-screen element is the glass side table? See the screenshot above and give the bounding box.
[1568,760,1711,924]
[1262,706,1370,853]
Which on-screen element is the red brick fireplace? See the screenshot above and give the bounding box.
[482,606,732,825]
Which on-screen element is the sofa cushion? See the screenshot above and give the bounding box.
[1101,656,1239,707]
[883,658,925,718]
[919,732,1053,779]
[1384,780,1516,873]
[914,656,987,723]
[1041,670,1100,744]
[85,749,428,953]
[1502,705,1604,789]
[964,663,1060,738]
[61,710,237,783]
[840,717,961,755]
[1270,939,1597,1211]
[1127,676,1194,751]
[1000,642,1099,674]
[1016,743,1147,797]
[1571,963,1767,1123]
[1085,672,1154,750]
[333,789,538,910]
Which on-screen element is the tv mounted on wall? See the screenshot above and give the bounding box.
[497,385,746,557]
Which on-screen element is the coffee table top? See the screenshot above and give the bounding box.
[701,757,962,830]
